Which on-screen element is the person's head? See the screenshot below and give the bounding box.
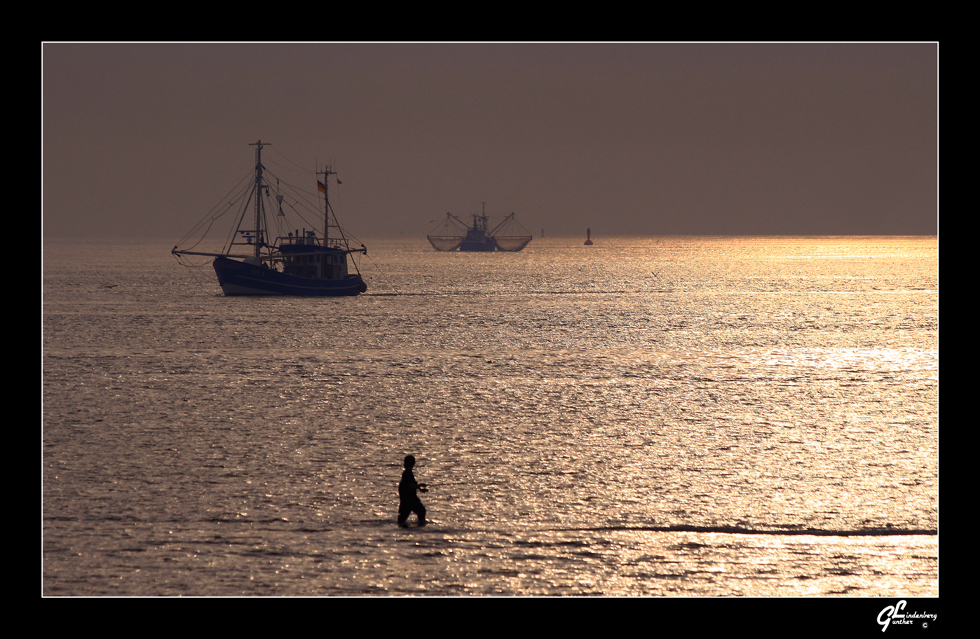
[404,454,416,469]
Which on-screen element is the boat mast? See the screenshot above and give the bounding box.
[319,165,337,245]
[250,140,267,259]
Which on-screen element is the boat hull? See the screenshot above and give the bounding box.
[459,238,497,251]
[213,256,366,296]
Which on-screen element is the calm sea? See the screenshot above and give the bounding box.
[42,235,938,598]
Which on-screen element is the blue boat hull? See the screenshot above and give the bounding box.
[213,256,366,296]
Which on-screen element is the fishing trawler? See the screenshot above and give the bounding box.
[427,205,532,252]
[172,140,367,296]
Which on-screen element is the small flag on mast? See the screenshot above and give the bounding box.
[317,180,326,193]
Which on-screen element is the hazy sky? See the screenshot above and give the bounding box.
[42,42,937,240]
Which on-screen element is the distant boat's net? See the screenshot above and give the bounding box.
[494,236,532,252]
[428,236,463,251]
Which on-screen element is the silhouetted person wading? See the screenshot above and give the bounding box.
[398,454,428,527]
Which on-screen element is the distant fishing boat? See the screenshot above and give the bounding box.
[172,140,367,296]
[427,204,532,252]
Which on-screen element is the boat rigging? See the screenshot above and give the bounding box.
[172,140,367,296]
[427,204,532,252]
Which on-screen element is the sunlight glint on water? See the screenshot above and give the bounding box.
[43,235,937,596]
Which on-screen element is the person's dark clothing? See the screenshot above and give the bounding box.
[398,467,426,525]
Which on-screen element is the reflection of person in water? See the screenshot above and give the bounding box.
[398,454,428,527]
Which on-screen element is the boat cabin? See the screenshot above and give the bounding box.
[278,231,350,281]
